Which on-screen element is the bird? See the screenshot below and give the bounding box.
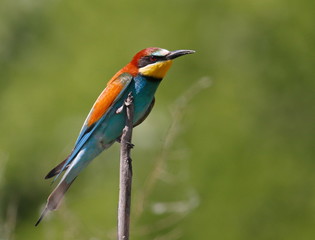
[35,47,195,226]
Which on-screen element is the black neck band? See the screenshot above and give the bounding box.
[139,74,162,82]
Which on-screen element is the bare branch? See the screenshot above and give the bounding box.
[118,92,134,240]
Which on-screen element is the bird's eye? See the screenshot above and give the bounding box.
[150,56,157,62]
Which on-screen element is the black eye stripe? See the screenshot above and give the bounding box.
[138,56,164,68]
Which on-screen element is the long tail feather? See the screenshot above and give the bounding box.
[45,159,69,179]
[35,207,48,226]
[35,178,76,226]
[45,150,77,179]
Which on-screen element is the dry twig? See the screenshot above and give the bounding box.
[118,93,134,240]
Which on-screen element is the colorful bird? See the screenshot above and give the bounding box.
[35,47,195,225]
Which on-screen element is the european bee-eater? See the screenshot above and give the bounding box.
[36,47,195,225]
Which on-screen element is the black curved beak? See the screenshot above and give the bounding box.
[166,49,195,60]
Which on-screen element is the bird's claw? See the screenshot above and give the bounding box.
[116,93,134,114]
[126,142,134,148]
[116,137,134,148]
[116,105,124,114]
[124,92,134,106]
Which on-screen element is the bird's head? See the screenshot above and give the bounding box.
[130,47,195,79]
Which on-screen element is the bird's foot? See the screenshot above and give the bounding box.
[116,105,124,114]
[116,137,134,148]
[126,142,135,148]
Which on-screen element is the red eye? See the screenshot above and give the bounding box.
[150,56,157,62]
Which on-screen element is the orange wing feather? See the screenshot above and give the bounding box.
[86,63,138,127]
[87,80,124,127]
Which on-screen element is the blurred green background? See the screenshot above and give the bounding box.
[1,0,315,239]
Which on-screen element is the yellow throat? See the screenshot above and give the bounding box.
[139,60,173,79]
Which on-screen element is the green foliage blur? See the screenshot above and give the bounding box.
[1,0,315,239]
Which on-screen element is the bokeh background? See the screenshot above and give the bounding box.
[1,0,315,239]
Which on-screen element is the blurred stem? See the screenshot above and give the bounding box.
[134,77,212,222]
[118,93,134,240]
